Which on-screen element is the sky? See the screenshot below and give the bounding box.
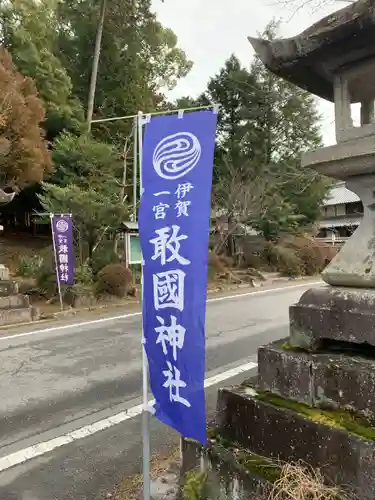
[152,0,353,146]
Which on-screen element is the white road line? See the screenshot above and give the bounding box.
[0,281,320,342]
[0,361,258,473]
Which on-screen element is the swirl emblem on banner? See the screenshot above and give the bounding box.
[152,132,201,180]
[56,219,69,233]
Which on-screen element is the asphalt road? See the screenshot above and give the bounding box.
[0,282,318,500]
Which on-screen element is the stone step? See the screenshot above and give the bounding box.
[257,340,375,419]
[0,294,30,310]
[0,307,33,326]
[216,385,375,499]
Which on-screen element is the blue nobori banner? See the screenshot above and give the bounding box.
[138,110,218,445]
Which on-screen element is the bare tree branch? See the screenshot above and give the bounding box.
[212,159,278,254]
[271,0,352,20]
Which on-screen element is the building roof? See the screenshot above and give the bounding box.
[121,221,139,231]
[319,216,362,229]
[323,182,360,206]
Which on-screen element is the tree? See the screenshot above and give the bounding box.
[86,0,171,130]
[200,54,262,184]
[203,22,330,244]
[249,22,331,225]
[212,160,301,254]
[0,47,52,189]
[38,183,129,262]
[56,0,192,141]
[50,132,122,189]
[39,132,129,261]
[0,0,192,143]
[0,0,84,141]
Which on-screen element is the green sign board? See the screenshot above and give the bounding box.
[128,234,142,264]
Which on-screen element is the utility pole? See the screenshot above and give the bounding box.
[87,0,107,133]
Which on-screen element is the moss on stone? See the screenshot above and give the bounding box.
[281,341,293,351]
[210,431,280,483]
[211,431,233,450]
[255,390,375,441]
[280,341,307,353]
[182,470,208,500]
[207,427,217,439]
[236,451,280,482]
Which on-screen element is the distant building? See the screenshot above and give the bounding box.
[316,181,363,245]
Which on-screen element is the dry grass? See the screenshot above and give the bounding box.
[269,462,354,500]
[113,448,180,500]
[111,451,356,500]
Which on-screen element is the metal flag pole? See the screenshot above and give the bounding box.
[133,115,138,222]
[138,110,151,500]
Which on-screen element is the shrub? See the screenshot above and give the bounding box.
[273,245,302,277]
[282,236,336,276]
[29,250,57,298]
[265,235,338,278]
[265,242,302,277]
[242,252,264,269]
[63,264,95,306]
[218,255,234,268]
[300,244,324,276]
[96,263,133,298]
[16,255,43,278]
[90,242,120,276]
[74,264,94,286]
[207,251,227,282]
[208,252,226,274]
[312,241,337,269]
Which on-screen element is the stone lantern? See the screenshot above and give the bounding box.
[179,3,375,500]
[0,187,15,281]
[0,187,37,325]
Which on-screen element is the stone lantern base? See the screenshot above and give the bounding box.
[180,281,375,499]
[0,267,39,326]
[181,330,375,499]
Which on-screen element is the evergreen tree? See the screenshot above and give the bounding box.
[56,0,192,141]
[0,0,84,140]
[203,22,330,241]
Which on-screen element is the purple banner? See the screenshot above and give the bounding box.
[51,215,74,286]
